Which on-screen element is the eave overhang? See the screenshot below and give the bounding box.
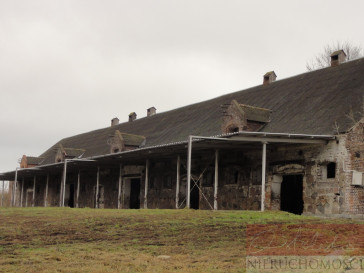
[0,131,335,181]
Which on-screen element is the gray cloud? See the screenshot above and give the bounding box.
[1,0,364,172]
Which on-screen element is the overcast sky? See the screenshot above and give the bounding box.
[1,0,364,173]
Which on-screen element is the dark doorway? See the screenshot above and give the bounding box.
[68,184,75,208]
[190,183,199,209]
[280,175,303,215]
[130,179,140,209]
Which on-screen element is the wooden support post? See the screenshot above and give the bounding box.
[76,171,80,208]
[32,176,36,207]
[14,180,17,207]
[176,155,180,209]
[186,136,192,209]
[144,160,149,209]
[214,150,219,210]
[118,164,122,209]
[59,179,62,207]
[25,189,28,207]
[10,181,13,207]
[62,160,68,207]
[20,178,24,207]
[95,167,100,209]
[261,142,267,212]
[1,180,4,207]
[122,177,125,209]
[12,168,19,207]
[44,174,49,207]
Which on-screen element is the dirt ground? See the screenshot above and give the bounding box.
[0,208,363,273]
[246,223,364,256]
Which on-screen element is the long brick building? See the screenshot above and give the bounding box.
[2,50,364,215]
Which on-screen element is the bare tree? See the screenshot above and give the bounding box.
[306,41,363,71]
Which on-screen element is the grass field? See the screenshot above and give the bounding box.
[0,208,363,273]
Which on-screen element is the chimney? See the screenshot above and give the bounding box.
[128,112,137,122]
[330,50,346,67]
[111,117,119,127]
[147,107,156,117]
[263,71,277,85]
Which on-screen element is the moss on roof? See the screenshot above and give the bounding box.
[116,131,146,146]
[26,157,45,165]
[239,104,272,123]
[63,148,85,158]
[264,71,276,77]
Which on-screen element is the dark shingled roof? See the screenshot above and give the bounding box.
[39,58,364,164]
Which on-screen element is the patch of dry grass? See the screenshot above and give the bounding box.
[0,208,362,272]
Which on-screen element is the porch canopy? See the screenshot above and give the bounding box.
[0,131,335,181]
[0,131,335,210]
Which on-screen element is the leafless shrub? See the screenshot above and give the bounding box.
[307,41,363,71]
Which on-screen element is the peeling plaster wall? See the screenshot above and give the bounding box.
[266,140,346,215]
[303,138,346,215]
[147,160,178,209]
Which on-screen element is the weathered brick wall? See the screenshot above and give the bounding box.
[99,168,119,208]
[264,140,349,216]
[147,159,181,209]
[344,120,364,214]
[302,140,345,215]
[199,150,262,210]
[221,101,246,133]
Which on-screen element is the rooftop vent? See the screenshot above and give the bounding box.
[263,71,277,85]
[147,107,156,117]
[128,112,137,122]
[111,117,119,127]
[330,50,346,67]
